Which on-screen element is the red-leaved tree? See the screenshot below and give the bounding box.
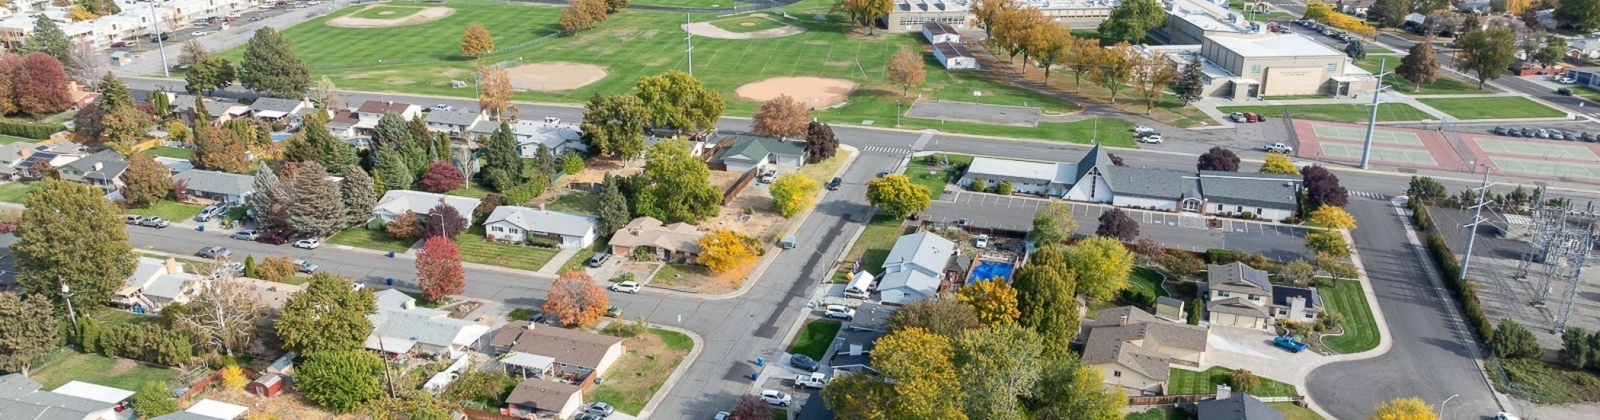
[0,54,21,115]
[424,202,469,239]
[420,161,465,193]
[416,236,465,303]
[13,53,72,115]
[730,394,773,420]
[542,270,608,328]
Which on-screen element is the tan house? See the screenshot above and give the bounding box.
[490,321,626,381]
[1206,262,1324,329]
[505,379,584,419]
[1080,306,1209,396]
[609,217,706,262]
[114,257,205,312]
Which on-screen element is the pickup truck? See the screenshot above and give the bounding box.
[794,372,829,389]
[1274,335,1307,353]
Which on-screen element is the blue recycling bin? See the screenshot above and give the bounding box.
[386,278,394,286]
[755,357,765,367]
[747,372,759,381]
[387,251,396,258]
[197,225,204,232]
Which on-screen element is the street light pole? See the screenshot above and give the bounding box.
[1438,394,1459,419]
[150,2,169,78]
[1359,58,1390,169]
[59,278,78,334]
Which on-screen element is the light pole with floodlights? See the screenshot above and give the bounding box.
[59,278,78,333]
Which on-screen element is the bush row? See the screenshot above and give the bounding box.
[0,119,64,139]
[78,318,194,366]
[1410,199,1495,343]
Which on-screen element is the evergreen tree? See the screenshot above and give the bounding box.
[0,293,58,377]
[597,173,630,237]
[246,165,290,230]
[238,28,309,98]
[340,166,377,227]
[480,122,524,191]
[13,180,136,310]
[1344,39,1366,59]
[287,162,346,238]
[370,111,411,153]
[23,15,70,63]
[374,149,414,192]
[283,116,358,174]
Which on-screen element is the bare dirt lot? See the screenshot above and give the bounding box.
[506,62,608,91]
[326,6,454,28]
[735,77,857,109]
[202,388,360,419]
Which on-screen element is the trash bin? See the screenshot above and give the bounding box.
[385,278,394,286]
[197,225,205,232]
[755,357,765,367]
[387,251,395,258]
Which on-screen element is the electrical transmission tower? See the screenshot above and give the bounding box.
[1516,190,1600,333]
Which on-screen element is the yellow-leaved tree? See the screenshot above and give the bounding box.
[1259,153,1300,175]
[956,279,1020,325]
[698,229,758,274]
[873,327,966,419]
[1065,236,1135,302]
[459,23,494,59]
[1308,205,1358,230]
[770,172,820,218]
[1369,397,1437,420]
[220,365,247,391]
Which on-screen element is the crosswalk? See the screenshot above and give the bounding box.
[1178,214,1208,229]
[862,146,911,154]
[1350,191,1390,200]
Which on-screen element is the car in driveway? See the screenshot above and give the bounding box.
[609,281,641,293]
[139,216,170,228]
[759,389,792,406]
[292,259,318,273]
[789,354,819,372]
[1265,142,1294,154]
[587,251,610,268]
[713,412,731,420]
[293,238,321,249]
[1274,335,1307,352]
[585,402,614,417]
[197,246,232,259]
[823,304,855,320]
[231,230,260,240]
[974,234,989,248]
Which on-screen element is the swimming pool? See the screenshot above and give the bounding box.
[967,260,1015,284]
[270,133,291,142]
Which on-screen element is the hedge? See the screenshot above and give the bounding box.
[0,119,64,139]
[1411,200,1495,343]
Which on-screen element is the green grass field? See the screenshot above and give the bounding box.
[1353,56,1484,95]
[544,191,601,214]
[843,214,907,276]
[586,329,693,415]
[0,135,35,145]
[223,0,560,69]
[1129,266,1168,298]
[632,0,742,7]
[1417,97,1568,120]
[0,181,36,203]
[327,226,416,253]
[903,153,973,196]
[1271,403,1326,420]
[1318,279,1379,354]
[1218,103,1432,123]
[710,16,788,33]
[1495,357,1600,404]
[1168,366,1298,397]
[31,350,180,391]
[788,319,842,360]
[349,5,428,20]
[458,225,560,271]
[140,146,193,159]
[127,200,204,221]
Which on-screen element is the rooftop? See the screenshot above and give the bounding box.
[506,379,581,413]
[1079,306,1209,381]
[1206,33,1344,58]
[1196,392,1284,420]
[1208,262,1273,293]
[173,170,255,197]
[883,231,956,273]
[609,217,705,254]
[486,206,598,238]
[933,42,974,59]
[491,321,625,370]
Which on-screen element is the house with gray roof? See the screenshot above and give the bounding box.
[831,303,897,369]
[57,150,128,192]
[1079,306,1209,396]
[172,95,248,126]
[878,231,955,305]
[713,135,809,173]
[0,141,36,180]
[958,144,1116,202]
[468,118,588,158]
[0,374,124,420]
[173,170,254,205]
[365,289,492,360]
[1206,262,1323,329]
[115,257,205,312]
[247,97,313,122]
[1197,388,1284,420]
[425,110,487,138]
[484,205,598,248]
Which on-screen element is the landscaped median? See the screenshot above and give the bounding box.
[1217,104,1432,124]
[1317,278,1379,354]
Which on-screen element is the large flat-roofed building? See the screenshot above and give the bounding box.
[887,0,1118,32]
[1150,33,1376,100]
[1158,0,1262,44]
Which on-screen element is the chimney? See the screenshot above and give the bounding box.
[538,203,545,211]
[401,299,415,310]
[524,321,537,330]
[1216,384,1232,400]
[164,257,181,275]
[92,162,103,172]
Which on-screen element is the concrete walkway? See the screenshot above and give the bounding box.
[536,246,580,275]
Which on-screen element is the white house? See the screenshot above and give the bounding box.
[365,289,492,360]
[424,109,488,138]
[248,98,314,123]
[484,205,599,248]
[878,232,955,305]
[173,169,254,205]
[469,118,589,158]
[932,42,979,70]
[0,374,127,420]
[921,21,960,44]
[957,144,1115,203]
[353,100,424,133]
[372,190,482,223]
[113,257,205,312]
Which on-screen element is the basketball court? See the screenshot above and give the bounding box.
[1311,124,1425,146]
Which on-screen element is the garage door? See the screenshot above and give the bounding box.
[1214,313,1237,326]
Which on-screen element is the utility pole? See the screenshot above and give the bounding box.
[1459,166,1495,283]
[1359,58,1390,169]
[685,13,694,76]
[151,2,169,78]
[59,278,78,334]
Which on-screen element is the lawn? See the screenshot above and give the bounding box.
[30,350,180,392]
[586,329,694,415]
[457,226,560,271]
[1495,357,1600,404]
[1271,402,1326,420]
[1352,56,1484,95]
[650,263,707,284]
[798,148,853,186]
[1217,103,1433,123]
[1167,366,1298,397]
[127,200,204,221]
[544,191,601,214]
[1129,266,1169,298]
[1417,97,1568,120]
[842,214,907,275]
[349,5,427,19]
[632,0,742,7]
[0,134,36,145]
[0,181,36,203]
[445,180,495,199]
[788,319,842,360]
[140,146,193,159]
[1318,279,1379,354]
[709,16,789,33]
[903,153,973,197]
[1127,407,1186,420]
[327,226,416,253]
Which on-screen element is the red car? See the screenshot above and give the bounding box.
[1243,112,1261,123]
[257,231,289,245]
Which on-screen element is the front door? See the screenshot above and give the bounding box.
[1181,198,1201,213]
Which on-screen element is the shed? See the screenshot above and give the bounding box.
[1155,296,1185,322]
[110,51,133,66]
[265,352,296,375]
[246,373,284,397]
[184,398,248,419]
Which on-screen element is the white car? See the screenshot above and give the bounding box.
[190,31,208,36]
[293,238,321,249]
[307,0,320,4]
[1265,142,1294,154]
[974,234,989,249]
[759,389,791,407]
[1131,125,1154,133]
[609,281,641,293]
[1559,77,1576,84]
[823,304,855,320]
[433,104,454,111]
[1140,134,1163,144]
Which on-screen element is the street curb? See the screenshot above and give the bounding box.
[635,325,705,420]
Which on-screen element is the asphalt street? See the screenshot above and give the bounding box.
[1306,198,1499,420]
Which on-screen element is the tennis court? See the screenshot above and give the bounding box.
[1472,138,1600,160]
[1489,156,1600,180]
[1311,123,1425,146]
[1319,143,1438,165]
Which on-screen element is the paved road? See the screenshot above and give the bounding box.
[1306,198,1500,419]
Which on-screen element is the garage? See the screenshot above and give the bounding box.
[1209,312,1267,329]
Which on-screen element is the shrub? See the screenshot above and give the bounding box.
[1119,287,1155,308]
[501,179,548,205]
[615,272,636,283]
[969,179,987,192]
[0,119,65,139]
[996,181,1013,196]
[256,257,298,283]
[1226,369,1259,393]
[93,323,194,366]
[1188,298,1203,325]
[527,237,561,248]
[600,316,650,338]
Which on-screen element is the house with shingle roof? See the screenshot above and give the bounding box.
[354,100,423,133]
[1205,262,1324,329]
[713,134,809,173]
[1197,388,1284,420]
[173,170,254,205]
[484,205,598,248]
[248,97,313,122]
[0,374,126,420]
[878,231,955,305]
[0,141,35,180]
[1079,306,1209,395]
[364,289,492,360]
[372,190,481,223]
[58,150,128,192]
[608,216,705,262]
[469,118,588,158]
[424,109,487,138]
[489,320,626,380]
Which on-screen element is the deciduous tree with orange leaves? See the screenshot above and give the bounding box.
[417,236,465,303]
[699,229,758,274]
[1369,397,1436,420]
[543,270,609,327]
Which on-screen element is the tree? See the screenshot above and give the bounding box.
[14,180,135,311]
[1562,327,1593,369]
[970,0,1019,39]
[121,153,173,208]
[597,174,630,237]
[417,236,465,303]
[0,293,57,376]
[866,174,931,219]
[873,328,965,418]
[635,139,721,223]
[1370,397,1438,420]
[274,273,376,355]
[1309,205,1357,230]
[480,122,524,191]
[1317,253,1359,280]
[1280,259,1316,286]
[559,2,598,31]
[132,381,179,418]
[298,350,385,413]
[1098,0,1165,43]
[191,124,249,173]
[1303,165,1350,209]
[1197,146,1241,172]
[1089,43,1137,103]
[385,211,422,240]
[1344,39,1366,59]
[579,93,647,159]
[185,55,236,94]
[420,161,465,193]
[239,28,309,98]
[1305,230,1351,258]
[178,39,210,69]
[750,95,811,139]
[886,45,926,97]
[1457,27,1517,89]
[1173,58,1205,105]
[220,365,247,391]
[1130,51,1177,115]
[175,280,264,356]
[770,172,819,218]
[543,270,609,327]
[822,372,892,418]
[1371,0,1408,27]
[1094,208,1139,242]
[1491,318,1542,359]
[478,66,513,120]
[1066,236,1134,302]
[1012,246,1080,357]
[729,394,773,420]
[147,89,171,116]
[635,70,724,133]
[374,149,413,193]
[460,23,494,58]
[699,229,758,274]
[1030,201,1079,247]
[258,257,298,282]
[842,0,894,34]
[287,162,347,238]
[424,202,470,239]
[889,298,983,338]
[957,279,1020,325]
[953,323,1043,419]
[804,122,839,163]
[1187,297,1203,324]
[1535,35,1567,67]
[282,117,357,174]
[14,53,72,115]
[247,165,291,231]
[561,152,584,176]
[311,76,340,110]
[1260,153,1300,175]
[1029,354,1125,420]
[1558,0,1600,31]
[23,15,69,63]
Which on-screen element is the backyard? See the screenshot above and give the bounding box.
[1318,279,1379,354]
[1416,97,1567,120]
[903,153,973,196]
[586,328,694,415]
[841,214,909,277]
[1128,266,1169,298]
[1167,366,1298,398]
[30,350,179,392]
[127,200,205,222]
[140,146,194,159]
[788,319,843,360]
[543,191,601,214]
[0,181,35,203]
[1216,103,1432,124]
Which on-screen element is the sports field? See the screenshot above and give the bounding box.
[223,0,557,68]
[710,16,789,33]
[1488,156,1600,180]
[1217,103,1432,123]
[1472,138,1599,159]
[1318,143,1438,165]
[1311,124,1423,146]
[1417,97,1568,120]
[349,5,427,19]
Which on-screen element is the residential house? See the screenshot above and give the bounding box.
[1205,262,1324,329]
[45,381,133,407]
[364,289,492,361]
[173,170,254,205]
[713,134,809,172]
[1079,306,1209,395]
[0,141,36,180]
[644,132,707,157]
[165,399,250,420]
[172,95,248,126]
[16,142,87,179]
[1569,37,1600,60]
[372,190,483,223]
[490,320,627,381]
[424,109,488,139]
[933,42,978,70]
[1197,387,1283,420]
[830,303,895,369]
[153,157,195,175]
[0,374,127,420]
[468,118,589,158]
[877,231,955,305]
[921,21,959,44]
[325,108,361,138]
[609,216,705,262]
[0,234,18,290]
[66,82,98,110]
[1330,0,1373,15]
[114,257,206,312]
[484,205,598,248]
[353,100,423,135]
[58,150,129,192]
[505,379,584,420]
[248,97,313,123]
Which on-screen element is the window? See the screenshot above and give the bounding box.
[1113,371,1122,378]
[1250,65,1261,74]
[1218,291,1231,297]
[1237,206,1244,213]
[1306,313,1316,319]
[1257,208,1264,215]
[1327,63,1337,72]
[490,226,502,233]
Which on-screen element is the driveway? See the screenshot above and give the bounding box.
[1202,325,1331,393]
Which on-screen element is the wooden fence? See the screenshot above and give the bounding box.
[722,168,758,206]
[177,367,261,402]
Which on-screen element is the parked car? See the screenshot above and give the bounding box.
[605,305,621,317]
[759,171,776,184]
[826,177,842,190]
[713,411,731,420]
[1492,126,1507,135]
[1243,112,1261,123]
[1229,112,1247,123]
[139,216,170,228]
[126,215,141,224]
[575,413,603,420]
[587,251,611,268]
[1552,131,1567,140]
[1584,132,1596,142]
[789,354,819,372]
[1274,335,1307,353]
[794,372,829,389]
[1265,142,1294,154]
[194,205,227,222]
[877,170,891,177]
[974,234,989,248]
[292,260,318,273]
[110,41,127,48]
[191,31,208,36]
[823,304,855,320]
[1537,128,1551,138]
[759,389,792,407]
[293,238,321,249]
[1520,127,1535,137]
[1131,125,1153,133]
[258,231,289,245]
[1559,87,1575,96]
[231,230,260,240]
[586,402,615,417]
[1139,134,1164,144]
[609,281,641,293]
[432,104,454,112]
[196,246,232,259]
[249,16,262,21]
